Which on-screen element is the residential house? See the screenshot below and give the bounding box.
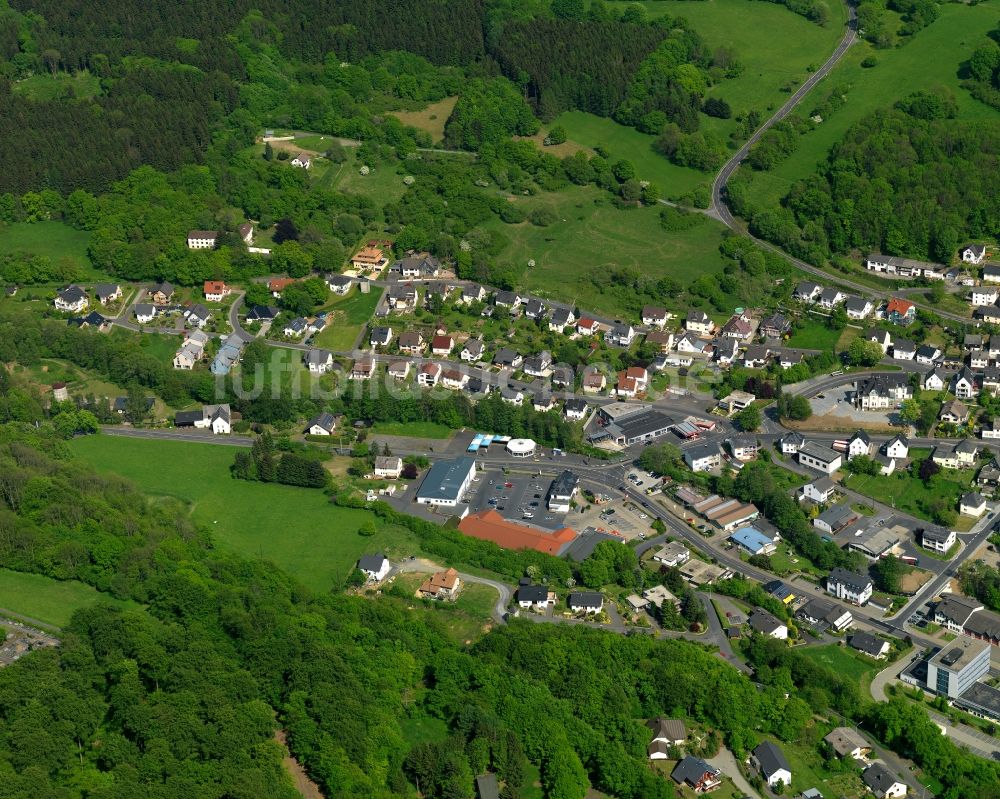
[978,459,1000,493]
[644,330,673,355]
[493,348,522,369]
[516,584,554,610]
[366,326,392,348]
[290,154,311,168]
[174,403,231,435]
[827,568,873,605]
[956,439,981,467]
[358,553,391,583]
[548,307,575,332]
[819,287,847,308]
[923,368,946,391]
[675,332,711,356]
[563,398,588,421]
[800,476,836,504]
[794,280,823,302]
[149,282,175,305]
[751,741,792,789]
[418,568,462,600]
[203,280,229,302]
[797,598,853,632]
[460,284,485,304]
[442,368,469,390]
[727,435,759,461]
[304,349,334,374]
[952,368,979,400]
[891,339,915,360]
[524,351,554,378]
[883,435,909,459]
[742,345,771,369]
[721,313,753,341]
[845,296,874,319]
[398,331,425,354]
[327,274,353,295]
[387,359,411,380]
[982,419,1000,440]
[974,300,1000,324]
[748,608,788,640]
[95,283,122,305]
[669,757,722,793]
[186,230,218,249]
[418,362,442,386]
[719,390,755,413]
[431,334,454,356]
[779,350,806,369]
[884,297,915,325]
[684,441,722,473]
[760,312,791,338]
[730,526,778,556]
[648,718,686,752]
[183,304,210,329]
[545,470,579,512]
[615,366,648,397]
[577,317,601,337]
[375,455,403,480]
[933,593,985,633]
[523,298,546,320]
[713,337,739,365]
[932,444,960,469]
[642,305,669,328]
[798,441,843,474]
[960,491,987,517]
[915,344,941,365]
[246,305,279,322]
[963,244,988,264]
[814,504,859,534]
[780,431,806,455]
[582,370,607,393]
[395,253,440,278]
[685,309,714,334]
[461,338,484,362]
[652,541,690,568]
[493,290,521,310]
[285,317,309,339]
[238,222,254,244]
[855,374,912,410]
[54,285,88,313]
[921,527,956,552]
[862,763,907,799]
[865,328,892,354]
[971,285,999,306]
[606,322,636,347]
[567,592,603,614]
[847,630,890,660]
[824,728,872,760]
[134,304,156,324]
[847,430,872,460]
[386,284,417,310]
[306,412,338,436]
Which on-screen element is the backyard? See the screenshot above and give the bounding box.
[0,568,138,628]
[313,288,382,351]
[69,436,422,592]
[843,448,974,524]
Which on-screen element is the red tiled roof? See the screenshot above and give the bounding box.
[204,280,226,294]
[458,510,576,555]
[268,277,296,292]
[431,335,453,350]
[887,297,914,315]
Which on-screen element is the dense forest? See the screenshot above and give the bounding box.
[729,91,1000,264]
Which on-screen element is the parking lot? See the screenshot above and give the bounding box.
[467,469,569,531]
[810,389,897,426]
[575,489,654,542]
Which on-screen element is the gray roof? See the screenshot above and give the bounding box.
[752,740,791,779]
[358,553,387,572]
[748,608,785,636]
[828,567,872,592]
[416,457,476,502]
[568,591,603,608]
[58,285,87,303]
[517,585,548,603]
[95,283,120,299]
[849,631,887,657]
[648,717,686,741]
[799,441,840,464]
[135,303,156,317]
[670,755,719,787]
[816,503,857,530]
[305,349,332,366]
[862,763,902,794]
[307,412,337,432]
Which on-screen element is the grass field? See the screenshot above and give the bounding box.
[370,421,454,439]
[0,568,137,628]
[69,436,421,592]
[742,2,1000,210]
[387,96,458,144]
[481,184,731,317]
[547,111,709,198]
[13,70,102,101]
[843,448,974,523]
[314,288,382,350]
[0,221,95,276]
[799,643,879,686]
[785,317,842,350]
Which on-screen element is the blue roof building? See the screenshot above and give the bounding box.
[729,526,778,556]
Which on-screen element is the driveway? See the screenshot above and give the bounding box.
[706,748,761,799]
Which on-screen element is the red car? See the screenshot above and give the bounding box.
[504,482,513,488]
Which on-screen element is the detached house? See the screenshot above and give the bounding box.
[847,430,872,460]
[963,243,987,264]
[523,351,553,378]
[352,244,389,272]
[549,307,575,332]
[891,339,915,360]
[493,290,521,309]
[923,368,946,391]
[827,568,873,605]
[845,296,874,319]
[670,757,722,793]
[134,304,156,324]
[493,348,522,369]
[577,318,601,337]
[431,335,454,356]
[358,553,391,583]
[369,326,393,348]
[606,323,636,347]
[939,399,969,425]
[54,285,88,313]
[721,313,753,341]
[794,280,823,303]
[149,282,174,304]
[398,331,425,355]
[306,412,338,436]
[461,338,484,362]
[386,284,417,310]
[387,359,411,380]
[582,370,607,393]
[204,280,229,302]
[759,312,791,338]
[395,253,440,278]
[563,398,588,421]
[883,435,909,459]
[95,283,122,305]
[642,306,668,328]
[854,374,911,410]
[972,285,999,306]
[327,274,353,295]
[351,355,376,381]
[304,349,334,374]
[952,368,979,400]
[862,763,908,799]
[418,362,442,386]
[751,742,792,789]
[460,284,485,304]
[685,309,714,334]
[290,154,311,169]
[884,297,915,325]
[819,287,847,308]
[915,344,941,365]
[187,230,218,249]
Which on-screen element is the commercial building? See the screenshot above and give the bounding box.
[596,404,675,446]
[458,511,577,555]
[926,638,991,698]
[729,526,778,556]
[546,470,579,513]
[798,441,843,474]
[415,457,477,508]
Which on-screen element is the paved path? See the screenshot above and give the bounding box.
[706,749,762,799]
[100,426,254,446]
[0,607,61,633]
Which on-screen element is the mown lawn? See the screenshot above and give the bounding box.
[313,288,382,351]
[481,184,731,317]
[370,420,455,439]
[70,436,421,592]
[742,2,1000,210]
[0,568,138,628]
[799,644,879,689]
[785,317,842,350]
[0,221,97,276]
[843,448,974,523]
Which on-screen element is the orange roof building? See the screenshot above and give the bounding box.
[352,245,389,269]
[268,277,296,293]
[204,280,228,297]
[418,568,461,598]
[458,510,577,555]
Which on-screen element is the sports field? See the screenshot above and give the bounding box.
[481,184,731,317]
[742,2,1000,209]
[70,436,421,592]
[0,568,137,628]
